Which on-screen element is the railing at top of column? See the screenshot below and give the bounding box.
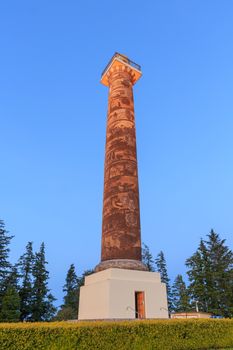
[101,52,141,78]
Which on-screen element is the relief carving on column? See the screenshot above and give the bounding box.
[96,56,147,272]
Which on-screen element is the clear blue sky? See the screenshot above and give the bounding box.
[1,0,233,306]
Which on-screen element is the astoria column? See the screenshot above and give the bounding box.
[79,53,168,320]
[96,53,147,272]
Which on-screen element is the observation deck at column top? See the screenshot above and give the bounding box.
[101,52,142,86]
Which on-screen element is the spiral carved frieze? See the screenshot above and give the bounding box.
[101,70,142,262]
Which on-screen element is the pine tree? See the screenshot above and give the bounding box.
[0,266,20,322]
[186,239,210,312]
[186,230,233,317]
[155,251,172,312]
[142,243,155,271]
[171,274,190,312]
[31,243,56,321]
[18,241,34,321]
[206,230,233,316]
[0,220,14,316]
[0,220,13,288]
[63,264,79,310]
[56,264,79,320]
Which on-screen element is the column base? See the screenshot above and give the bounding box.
[95,259,148,272]
[78,268,169,320]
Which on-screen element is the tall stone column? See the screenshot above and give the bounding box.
[79,54,169,321]
[96,53,147,272]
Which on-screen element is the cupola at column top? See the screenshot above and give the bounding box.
[101,52,142,87]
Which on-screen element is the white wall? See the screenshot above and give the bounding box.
[78,268,168,320]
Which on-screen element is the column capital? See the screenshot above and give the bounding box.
[101,52,142,87]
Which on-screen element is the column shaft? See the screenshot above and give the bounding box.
[101,68,141,262]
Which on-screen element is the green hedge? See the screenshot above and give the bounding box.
[0,319,233,350]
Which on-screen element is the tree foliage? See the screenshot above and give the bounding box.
[18,241,34,321]
[171,274,190,312]
[0,266,20,322]
[0,220,13,288]
[31,243,56,321]
[142,243,155,271]
[63,264,79,310]
[56,264,79,320]
[155,251,172,312]
[186,229,233,317]
[0,221,56,322]
[0,220,15,319]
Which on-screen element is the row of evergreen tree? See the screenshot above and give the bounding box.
[142,229,233,317]
[0,220,56,322]
[0,219,93,322]
[1,217,233,321]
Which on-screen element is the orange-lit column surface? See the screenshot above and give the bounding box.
[96,54,147,272]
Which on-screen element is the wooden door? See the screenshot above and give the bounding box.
[135,292,145,319]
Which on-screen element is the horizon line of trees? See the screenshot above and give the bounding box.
[1,217,233,321]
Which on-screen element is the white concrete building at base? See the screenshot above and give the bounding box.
[78,268,169,320]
